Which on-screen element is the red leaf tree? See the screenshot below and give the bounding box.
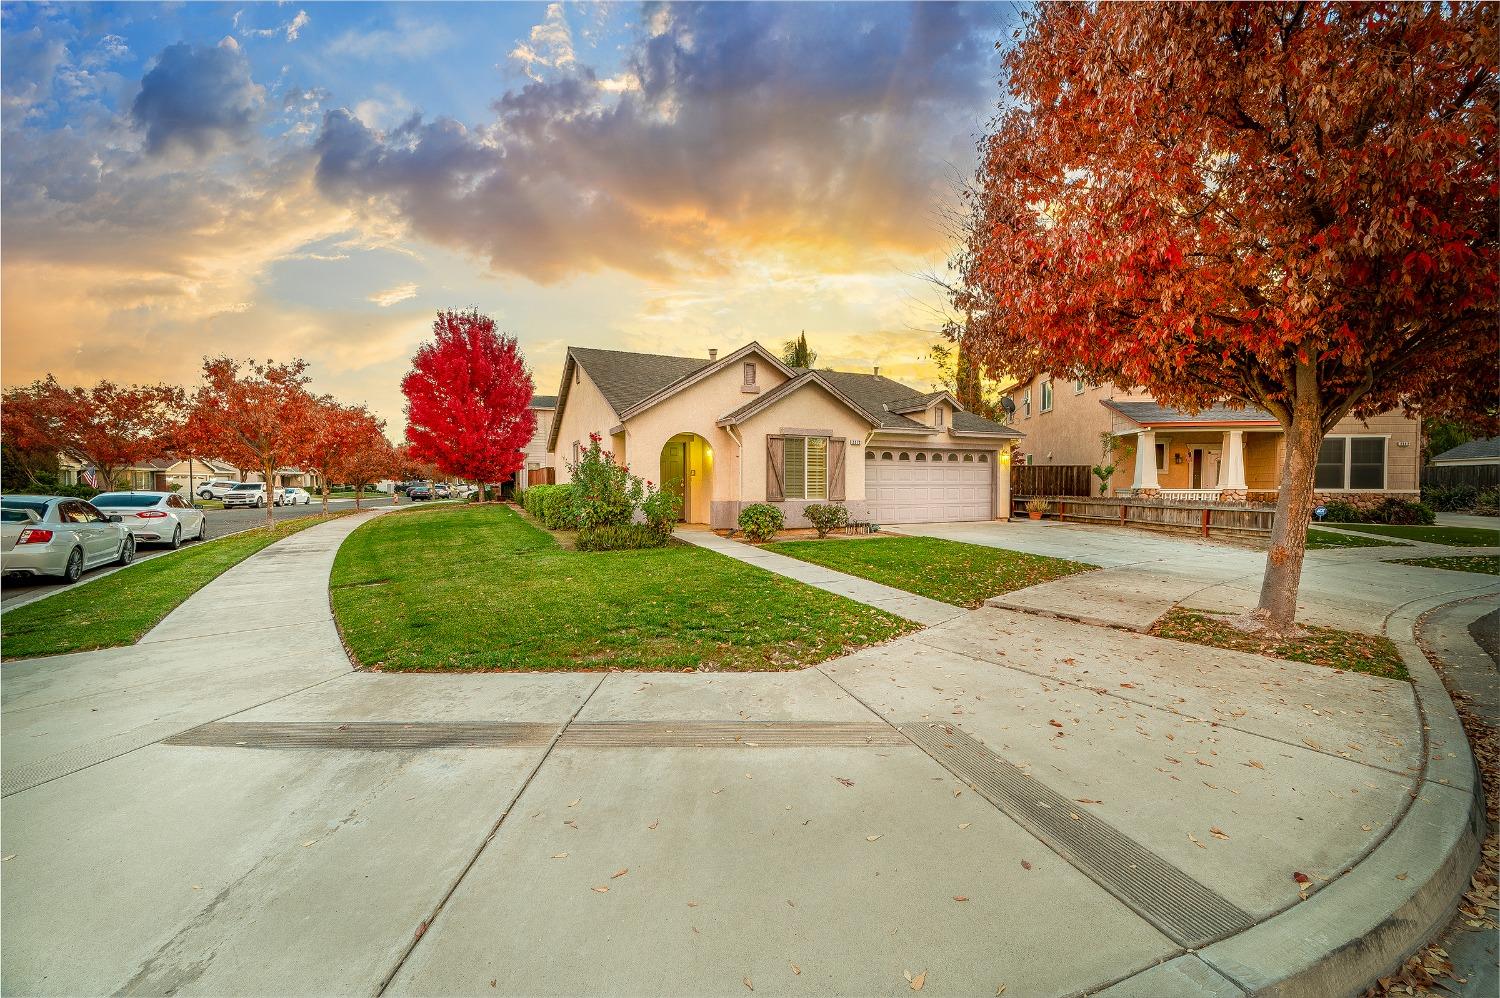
[336,429,402,509]
[401,308,536,500]
[1,377,68,490]
[6,377,186,491]
[299,398,385,513]
[955,2,1497,634]
[184,358,317,527]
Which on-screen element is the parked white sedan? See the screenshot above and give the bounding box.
[1,495,135,582]
[281,487,313,505]
[90,491,208,549]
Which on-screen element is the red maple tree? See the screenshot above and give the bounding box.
[336,429,401,509]
[299,398,385,513]
[183,358,317,527]
[401,308,536,500]
[6,377,186,491]
[956,2,1497,633]
[1,377,68,489]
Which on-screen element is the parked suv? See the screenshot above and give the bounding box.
[221,483,285,508]
[407,482,434,501]
[196,480,242,501]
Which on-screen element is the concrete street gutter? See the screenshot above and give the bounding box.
[1099,590,1486,998]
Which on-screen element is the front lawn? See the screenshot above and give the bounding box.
[1148,608,1407,680]
[1390,555,1500,575]
[1305,527,1404,550]
[330,504,916,671]
[2,513,350,660]
[761,535,1095,608]
[1324,523,1499,547]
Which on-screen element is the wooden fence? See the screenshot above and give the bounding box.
[1011,495,1275,541]
[1010,464,1092,498]
[526,468,556,487]
[1421,464,1499,489]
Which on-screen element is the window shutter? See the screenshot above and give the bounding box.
[828,438,846,500]
[767,436,785,501]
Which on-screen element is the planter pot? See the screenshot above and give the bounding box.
[1028,511,1043,520]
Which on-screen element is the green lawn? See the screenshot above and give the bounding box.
[1149,609,1407,680]
[762,535,1095,608]
[1,513,350,660]
[1389,554,1500,575]
[1305,527,1406,550]
[1323,522,1499,547]
[330,504,917,671]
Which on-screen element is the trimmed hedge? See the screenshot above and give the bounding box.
[520,483,579,529]
[1319,496,1435,526]
[738,503,784,542]
[803,503,848,538]
[576,523,672,551]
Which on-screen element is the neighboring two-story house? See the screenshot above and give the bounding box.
[1006,376,1421,502]
[545,342,1022,528]
[522,396,557,477]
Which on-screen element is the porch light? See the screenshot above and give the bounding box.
[999,450,1011,465]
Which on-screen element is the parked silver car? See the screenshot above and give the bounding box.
[90,491,208,549]
[281,487,312,505]
[195,479,241,501]
[1,496,135,582]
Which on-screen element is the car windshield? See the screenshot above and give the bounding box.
[1,499,50,515]
[231,484,262,491]
[91,493,163,508]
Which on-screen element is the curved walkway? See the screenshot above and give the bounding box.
[0,510,1489,997]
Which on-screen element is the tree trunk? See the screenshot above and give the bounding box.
[1248,364,1324,636]
[321,477,329,514]
[263,461,276,529]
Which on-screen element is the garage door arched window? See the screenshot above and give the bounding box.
[914,453,927,462]
[947,454,958,462]
[881,451,893,460]
[978,454,988,463]
[864,450,874,460]
[962,454,974,462]
[898,452,910,461]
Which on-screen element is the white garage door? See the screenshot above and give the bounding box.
[864,448,994,524]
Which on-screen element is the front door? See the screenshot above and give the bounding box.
[1191,450,1204,489]
[661,441,688,522]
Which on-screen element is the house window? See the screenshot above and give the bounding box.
[898,451,910,461]
[782,436,828,500]
[1155,443,1168,473]
[864,450,874,460]
[1022,388,1032,418]
[1074,380,1085,394]
[881,451,893,460]
[935,407,945,427]
[1316,436,1386,491]
[743,362,757,386]
[1040,380,1053,413]
[915,453,927,462]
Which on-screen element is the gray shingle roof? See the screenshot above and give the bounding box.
[1102,400,1277,425]
[884,391,947,413]
[951,410,1020,436]
[530,395,558,409]
[569,348,712,415]
[1432,436,1500,463]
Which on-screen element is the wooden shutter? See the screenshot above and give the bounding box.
[766,436,785,501]
[827,438,846,500]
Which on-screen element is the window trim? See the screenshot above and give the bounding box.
[1022,387,1032,418]
[781,435,828,500]
[935,407,944,427]
[1074,380,1085,395]
[1040,380,1054,413]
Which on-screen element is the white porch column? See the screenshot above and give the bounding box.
[1220,429,1248,491]
[1131,429,1159,493]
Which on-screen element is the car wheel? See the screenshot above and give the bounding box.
[257,497,265,508]
[63,547,84,583]
[199,490,212,500]
[170,525,182,550]
[117,536,135,566]
[197,517,208,541]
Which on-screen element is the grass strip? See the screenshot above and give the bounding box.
[1148,608,1407,680]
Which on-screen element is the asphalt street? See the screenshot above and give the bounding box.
[0,495,397,607]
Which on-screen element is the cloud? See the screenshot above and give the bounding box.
[325,20,452,61]
[313,2,1007,283]
[130,38,265,155]
[368,282,418,307]
[233,9,311,43]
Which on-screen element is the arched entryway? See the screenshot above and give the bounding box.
[660,433,714,524]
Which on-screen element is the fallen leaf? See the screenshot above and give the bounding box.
[1246,759,1266,770]
[1209,827,1230,840]
[302,840,316,848]
[648,820,659,830]
[910,969,927,991]
[866,835,882,842]
[191,884,202,891]
[958,822,972,829]
[953,895,969,902]
[568,799,581,807]
[591,886,609,893]
[687,901,699,907]
[1188,832,1206,849]
[490,980,497,988]
[1361,824,1373,832]
[1021,860,1032,870]
[712,788,724,795]
[996,986,1007,996]
[1069,812,1081,821]
[835,777,854,787]
[612,868,629,879]
[1,855,15,862]
[1396,872,1408,881]
[1075,798,1102,804]
[790,963,801,976]
[1293,871,1311,885]
[743,977,754,991]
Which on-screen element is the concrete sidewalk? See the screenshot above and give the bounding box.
[674,528,965,626]
[0,509,1485,997]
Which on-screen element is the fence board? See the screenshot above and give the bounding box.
[1421,464,1499,489]
[1011,465,1092,498]
[1013,495,1274,541]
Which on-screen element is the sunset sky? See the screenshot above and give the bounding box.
[2,1,1014,430]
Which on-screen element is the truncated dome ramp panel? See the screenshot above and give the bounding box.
[900,722,1254,949]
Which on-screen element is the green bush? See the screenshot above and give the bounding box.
[576,522,672,551]
[641,482,682,532]
[1475,489,1500,517]
[1318,495,1435,525]
[567,434,641,528]
[738,503,784,542]
[520,483,559,520]
[803,503,848,538]
[542,486,579,530]
[1318,498,1364,523]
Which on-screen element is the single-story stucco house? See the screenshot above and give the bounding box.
[546,342,1022,528]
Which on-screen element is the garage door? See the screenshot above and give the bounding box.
[864,448,994,524]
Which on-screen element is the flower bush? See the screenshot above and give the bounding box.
[567,434,642,529]
[803,503,848,538]
[1318,496,1435,525]
[738,503,784,542]
[577,523,672,551]
[641,481,682,533]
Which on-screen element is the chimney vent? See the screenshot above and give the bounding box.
[709,348,718,361]
[873,365,880,377]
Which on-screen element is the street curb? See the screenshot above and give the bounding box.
[1097,591,1486,998]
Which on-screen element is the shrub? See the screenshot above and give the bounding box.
[542,485,579,530]
[576,522,672,551]
[1366,496,1436,525]
[1475,488,1500,517]
[567,434,641,529]
[641,482,682,533]
[1025,498,1050,514]
[521,483,560,520]
[803,503,848,538]
[1318,498,1364,523]
[1424,483,1481,511]
[738,503,784,541]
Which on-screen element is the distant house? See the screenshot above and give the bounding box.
[164,458,241,491]
[1005,376,1421,502]
[524,396,557,475]
[57,455,176,491]
[1430,436,1500,467]
[546,341,1021,527]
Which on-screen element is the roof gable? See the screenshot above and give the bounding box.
[568,347,713,415]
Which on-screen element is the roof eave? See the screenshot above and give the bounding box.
[616,341,795,422]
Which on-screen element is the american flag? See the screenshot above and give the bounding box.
[82,467,99,489]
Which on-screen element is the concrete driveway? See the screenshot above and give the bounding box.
[0,511,1489,996]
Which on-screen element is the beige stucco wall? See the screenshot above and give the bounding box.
[736,384,872,505]
[1010,378,1121,466]
[550,364,626,479]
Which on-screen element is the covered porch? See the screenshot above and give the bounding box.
[1110,426,1282,502]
